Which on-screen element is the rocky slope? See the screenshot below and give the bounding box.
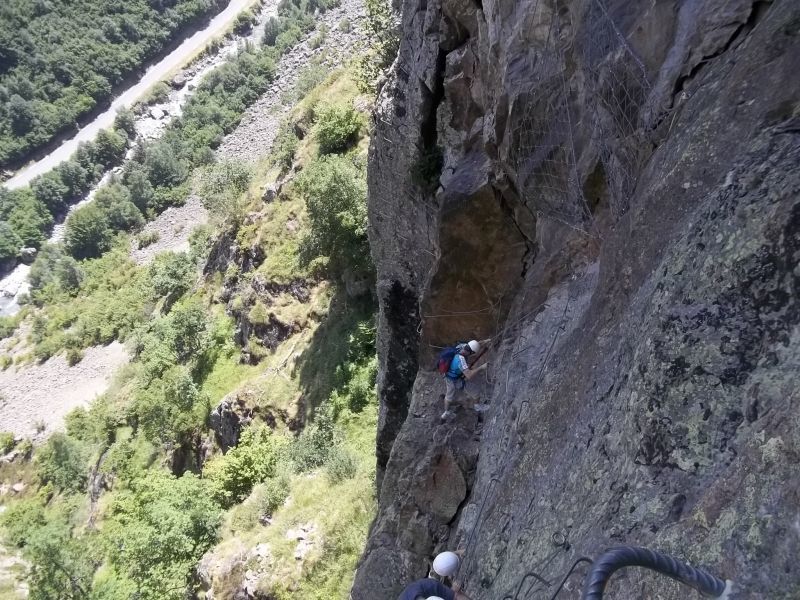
[354,0,800,598]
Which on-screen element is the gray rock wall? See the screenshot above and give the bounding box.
[359,0,800,597]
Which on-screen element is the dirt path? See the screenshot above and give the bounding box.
[0,342,129,439]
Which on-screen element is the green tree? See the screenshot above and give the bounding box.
[57,160,89,199]
[296,155,371,276]
[263,17,282,45]
[26,522,97,600]
[93,128,127,167]
[94,182,144,233]
[29,244,83,297]
[31,172,69,214]
[7,191,53,248]
[8,93,34,134]
[169,300,207,362]
[135,366,208,444]
[103,471,220,600]
[64,203,112,259]
[35,432,89,492]
[144,140,187,187]
[123,165,155,213]
[0,220,22,264]
[114,108,136,138]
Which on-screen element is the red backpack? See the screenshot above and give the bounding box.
[436,344,463,375]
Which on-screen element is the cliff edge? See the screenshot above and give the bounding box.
[355,0,800,597]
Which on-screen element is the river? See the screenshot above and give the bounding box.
[0,0,276,317]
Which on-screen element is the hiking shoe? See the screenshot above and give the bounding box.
[440,410,455,422]
[473,403,490,413]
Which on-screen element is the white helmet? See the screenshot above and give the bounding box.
[426,597,446,600]
[467,340,480,354]
[432,551,461,577]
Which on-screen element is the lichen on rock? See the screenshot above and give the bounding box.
[356,0,800,598]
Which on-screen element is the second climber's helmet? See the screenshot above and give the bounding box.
[432,551,461,577]
[467,340,480,354]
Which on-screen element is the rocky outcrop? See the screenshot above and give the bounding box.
[210,394,253,451]
[357,0,800,598]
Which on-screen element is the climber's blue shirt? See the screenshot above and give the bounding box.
[446,353,469,380]
[397,578,454,600]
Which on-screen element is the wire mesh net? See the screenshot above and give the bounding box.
[579,0,652,217]
[508,0,593,233]
[506,0,653,227]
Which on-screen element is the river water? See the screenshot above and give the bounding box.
[0,0,276,317]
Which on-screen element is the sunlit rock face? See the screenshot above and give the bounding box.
[358,0,800,598]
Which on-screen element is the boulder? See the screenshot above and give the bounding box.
[19,247,37,264]
[209,395,252,451]
[171,73,188,89]
[262,183,279,203]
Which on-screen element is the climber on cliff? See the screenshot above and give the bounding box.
[439,338,490,421]
[397,578,474,600]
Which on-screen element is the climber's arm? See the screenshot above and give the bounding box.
[463,362,487,380]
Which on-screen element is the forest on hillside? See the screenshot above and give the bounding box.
[0,0,226,170]
[0,0,403,594]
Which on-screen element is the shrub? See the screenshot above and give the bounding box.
[309,30,326,50]
[233,9,256,34]
[64,407,93,442]
[271,121,299,170]
[203,426,286,508]
[324,446,358,484]
[287,63,327,104]
[290,408,335,472]
[0,315,18,340]
[103,471,220,600]
[35,432,89,492]
[143,81,170,105]
[248,300,270,325]
[259,475,290,516]
[201,160,252,196]
[410,145,444,193]
[136,230,160,249]
[0,499,46,547]
[263,17,282,46]
[149,252,194,304]
[0,431,15,454]
[315,103,362,155]
[338,17,351,32]
[355,0,400,92]
[66,347,84,366]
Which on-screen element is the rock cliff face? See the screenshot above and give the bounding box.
[356,0,800,598]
